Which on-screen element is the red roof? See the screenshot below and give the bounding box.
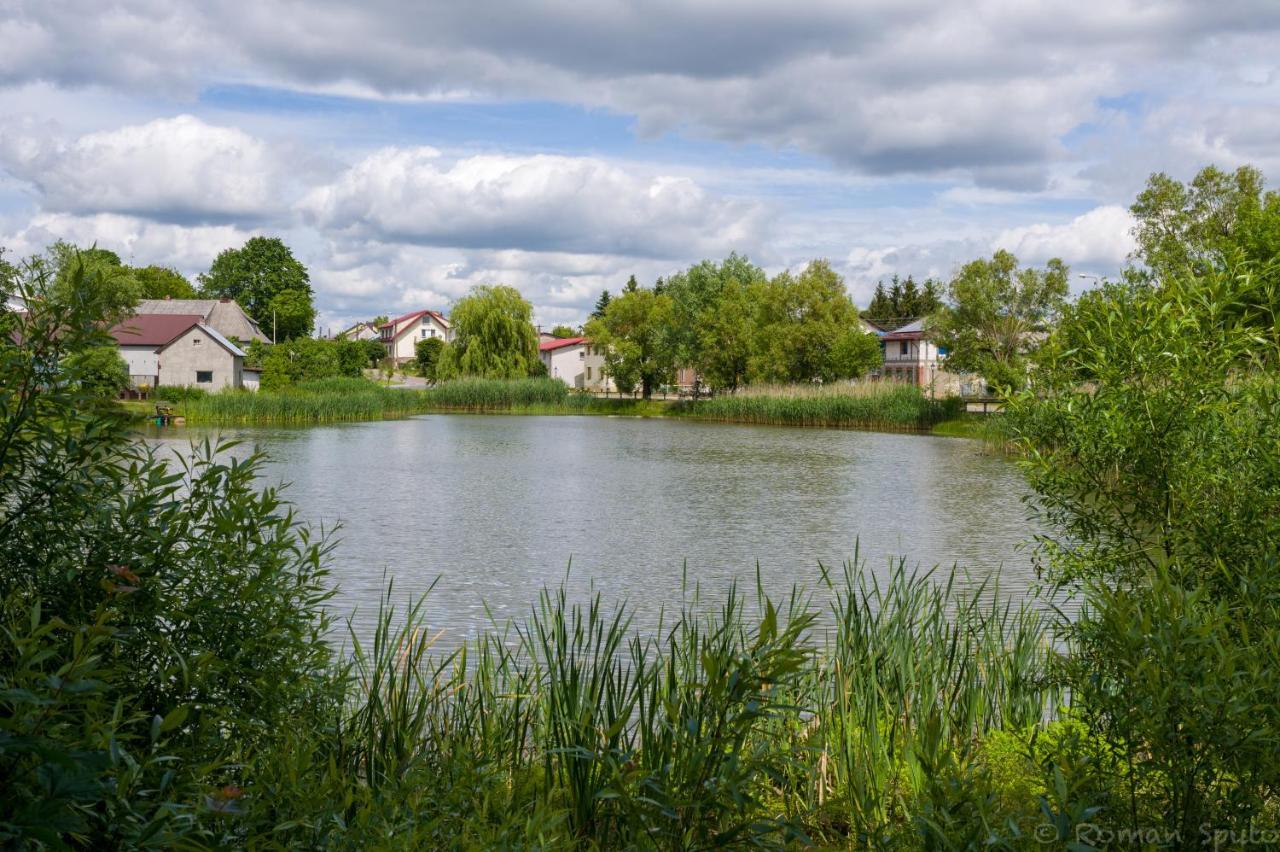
[110,314,203,346]
[539,336,588,352]
[378,309,448,333]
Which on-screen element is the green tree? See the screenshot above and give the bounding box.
[45,242,139,322]
[360,337,386,369]
[64,345,131,398]
[267,288,317,342]
[865,274,943,326]
[371,314,389,327]
[590,290,612,319]
[199,237,314,339]
[1130,164,1280,337]
[436,285,539,379]
[584,286,675,398]
[1005,257,1280,837]
[549,324,578,338]
[258,338,350,390]
[929,250,1068,392]
[664,253,768,390]
[415,336,446,381]
[132,265,197,300]
[749,260,878,383]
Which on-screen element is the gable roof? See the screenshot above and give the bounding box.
[379,309,450,340]
[539,336,588,352]
[136,298,269,342]
[110,314,203,347]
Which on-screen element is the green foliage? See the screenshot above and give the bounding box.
[198,236,314,340]
[665,253,769,390]
[437,284,539,379]
[259,337,363,390]
[414,336,446,381]
[427,376,569,410]
[584,284,676,398]
[680,383,960,430]
[864,274,944,326]
[45,241,140,323]
[590,289,612,319]
[64,345,131,398]
[360,337,386,369]
[750,260,880,384]
[183,378,430,424]
[1,259,338,845]
[131,264,197,300]
[549,324,578,338]
[266,287,316,342]
[930,249,1069,392]
[1006,252,1280,838]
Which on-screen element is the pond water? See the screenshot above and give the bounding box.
[146,415,1042,645]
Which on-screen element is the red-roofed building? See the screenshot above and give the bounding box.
[379,309,452,364]
[110,314,247,391]
[538,336,614,391]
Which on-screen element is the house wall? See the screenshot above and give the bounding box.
[544,344,586,388]
[119,345,159,387]
[158,326,243,390]
[582,345,614,392]
[386,315,451,362]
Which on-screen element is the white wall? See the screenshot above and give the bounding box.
[119,345,159,385]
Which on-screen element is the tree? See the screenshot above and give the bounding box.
[749,260,878,383]
[436,285,539,379]
[591,290,612,319]
[259,338,346,390]
[132,265,197,300]
[864,274,944,326]
[584,286,675,398]
[549,324,578,339]
[64,346,130,399]
[360,338,386,369]
[929,250,1068,392]
[664,253,768,390]
[1130,164,1280,336]
[371,315,389,327]
[199,237,314,340]
[46,242,139,322]
[415,336,446,381]
[267,288,317,343]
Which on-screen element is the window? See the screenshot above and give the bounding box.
[192,337,202,346]
[899,341,909,356]
[195,370,213,383]
[586,366,593,380]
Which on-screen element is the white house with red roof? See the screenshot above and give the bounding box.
[539,337,614,391]
[379,310,452,363]
[110,313,247,390]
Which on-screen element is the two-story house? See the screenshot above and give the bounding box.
[539,337,615,391]
[379,310,452,364]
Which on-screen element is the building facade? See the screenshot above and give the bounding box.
[380,310,452,363]
[135,298,269,343]
[539,337,615,391]
[110,314,247,391]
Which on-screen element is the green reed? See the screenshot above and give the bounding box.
[183,378,431,424]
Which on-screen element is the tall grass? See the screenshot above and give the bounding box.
[675,382,963,430]
[426,376,570,410]
[183,377,431,424]
[313,558,1059,846]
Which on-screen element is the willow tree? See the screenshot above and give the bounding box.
[437,284,539,379]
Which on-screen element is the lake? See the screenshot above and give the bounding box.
[147,415,1042,645]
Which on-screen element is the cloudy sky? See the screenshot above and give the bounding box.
[2,1,1278,330]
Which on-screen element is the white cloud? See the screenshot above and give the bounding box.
[0,115,286,222]
[301,148,769,258]
[994,205,1136,268]
[2,211,259,276]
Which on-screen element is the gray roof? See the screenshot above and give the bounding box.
[136,299,269,343]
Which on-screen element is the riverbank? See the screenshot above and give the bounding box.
[136,377,971,433]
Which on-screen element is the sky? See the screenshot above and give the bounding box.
[1,1,1279,331]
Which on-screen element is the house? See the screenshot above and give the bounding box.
[135,298,269,343]
[337,321,381,341]
[379,310,452,364]
[539,337,614,391]
[110,314,246,391]
[878,318,975,397]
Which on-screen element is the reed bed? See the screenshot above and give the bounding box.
[676,382,963,430]
[183,377,431,424]
[426,376,570,410]
[324,560,1060,847]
